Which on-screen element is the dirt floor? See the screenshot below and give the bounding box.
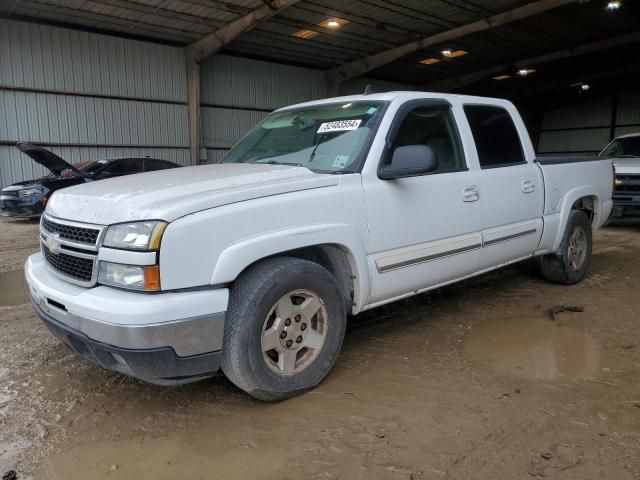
[0,217,639,480]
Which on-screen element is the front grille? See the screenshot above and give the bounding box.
[43,244,95,283]
[42,216,100,245]
[615,174,640,195]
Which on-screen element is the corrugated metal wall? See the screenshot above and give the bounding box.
[538,89,640,155]
[199,55,327,163]
[0,19,189,187]
[1,19,414,181]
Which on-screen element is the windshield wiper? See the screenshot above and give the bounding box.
[263,160,304,167]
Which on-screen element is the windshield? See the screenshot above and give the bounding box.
[600,136,640,158]
[222,101,386,173]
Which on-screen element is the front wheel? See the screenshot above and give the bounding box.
[222,257,346,401]
[539,210,592,285]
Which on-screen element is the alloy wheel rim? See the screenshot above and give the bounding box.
[261,289,328,375]
[567,225,587,271]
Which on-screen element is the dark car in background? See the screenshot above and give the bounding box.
[0,143,181,218]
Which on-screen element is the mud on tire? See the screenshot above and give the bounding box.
[221,257,346,401]
[540,210,592,285]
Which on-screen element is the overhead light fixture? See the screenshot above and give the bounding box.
[607,1,621,10]
[419,57,441,65]
[318,17,349,29]
[292,29,319,39]
[517,68,536,77]
[581,83,591,91]
[493,75,511,81]
[442,49,468,58]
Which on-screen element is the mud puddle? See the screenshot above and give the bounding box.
[37,432,287,480]
[0,269,29,307]
[465,316,602,381]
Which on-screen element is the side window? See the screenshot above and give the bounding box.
[145,159,174,172]
[390,105,466,173]
[106,158,144,175]
[463,105,525,168]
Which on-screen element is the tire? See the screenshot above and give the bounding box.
[221,257,346,401]
[540,210,592,285]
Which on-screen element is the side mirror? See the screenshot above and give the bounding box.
[379,145,438,180]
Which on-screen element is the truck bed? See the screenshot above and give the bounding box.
[535,156,602,165]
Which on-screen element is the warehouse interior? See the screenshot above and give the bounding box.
[2,1,640,479]
[2,0,640,184]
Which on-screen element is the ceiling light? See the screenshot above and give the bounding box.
[442,50,468,58]
[607,1,621,10]
[493,75,511,81]
[517,68,536,77]
[292,29,319,39]
[581,83,591,91]
[318,17,349,29]
[419,57,441,65]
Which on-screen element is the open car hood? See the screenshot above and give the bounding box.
[17,143,83,177]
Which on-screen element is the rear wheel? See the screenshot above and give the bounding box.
[540,210,592,285]
[222,257,346,401]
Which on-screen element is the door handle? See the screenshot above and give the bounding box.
[522,180,535,194]
[462,185,480,202]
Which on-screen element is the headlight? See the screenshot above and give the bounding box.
[98,262,160,291]
[18,188,42,197]
[614,178,623,186]
[103,221,167,251]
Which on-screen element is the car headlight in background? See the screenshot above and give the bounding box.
[18,188,43,197]
[614,178,624,186]
[98,262,161,291]
[103,221,167,251]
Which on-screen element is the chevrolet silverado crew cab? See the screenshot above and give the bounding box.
[26,92,614,401]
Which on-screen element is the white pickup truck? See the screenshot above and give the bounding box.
[599,133,640,218]
[26,92,613,400]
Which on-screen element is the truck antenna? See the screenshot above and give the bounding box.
[363,84,373,95]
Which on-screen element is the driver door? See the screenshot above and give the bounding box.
[363,100,483,305]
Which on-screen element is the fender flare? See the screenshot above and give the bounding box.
[551,185,599,252]
[210,223,370,313]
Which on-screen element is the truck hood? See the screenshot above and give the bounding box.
[612,157,640,175]
[17,143,83,177]
[46,163,339,224]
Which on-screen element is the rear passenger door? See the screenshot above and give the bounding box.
[463,104,544,270]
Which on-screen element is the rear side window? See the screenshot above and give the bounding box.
[145,159,176,171]
[106,158,144,175]
[464,105,525,168]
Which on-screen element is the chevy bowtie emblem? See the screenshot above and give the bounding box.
[46,233,62,255]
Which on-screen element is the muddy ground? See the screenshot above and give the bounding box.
[0,217,639,479]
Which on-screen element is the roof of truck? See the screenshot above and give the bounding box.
[277,91,514,112]
[616,133,640,139]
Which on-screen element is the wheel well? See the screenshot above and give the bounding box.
[236,245,356,313]
[571,196,596,224]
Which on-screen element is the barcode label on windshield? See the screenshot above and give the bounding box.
[317,119,361,133]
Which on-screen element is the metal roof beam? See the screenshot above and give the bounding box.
[422,30,640,92]
[325,0,577,87]
[186,0,301,62]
